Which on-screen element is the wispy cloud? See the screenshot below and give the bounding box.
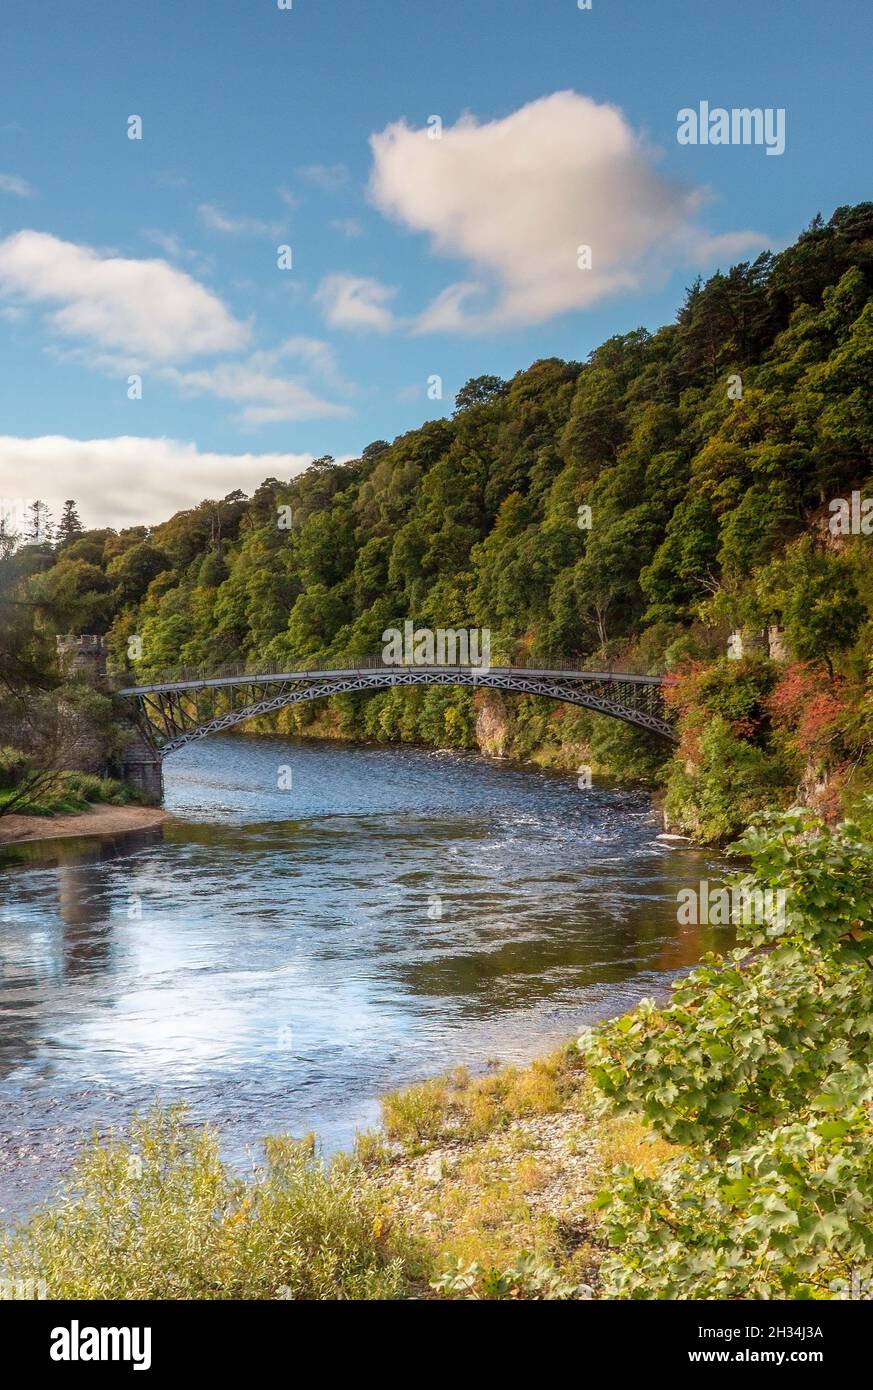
[160,338,354,427]
[0,172,35,198]
[330,217,363,238]
[298,163,349,193]
[154,169,189,190]
[163,361,351,427]
[314,272,398,332]
[198,202,286,238]
[143,229,215,275]
[273,335,356,393]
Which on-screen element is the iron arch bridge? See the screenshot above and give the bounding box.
[116,657,676,757]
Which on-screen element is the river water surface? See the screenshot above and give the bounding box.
[0,735,728,1221]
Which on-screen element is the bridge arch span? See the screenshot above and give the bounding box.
[118,663,677,757]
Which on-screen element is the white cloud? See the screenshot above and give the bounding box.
[0,230,248,360]
[0,172,35,198]
[314,272,398,332]
[0,435,317,530]
[198,203,285,238]
[298,163,349,192]
[368,91,765,332]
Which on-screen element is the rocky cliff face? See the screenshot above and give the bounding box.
[472,690,595,773]
[474,692,511,758]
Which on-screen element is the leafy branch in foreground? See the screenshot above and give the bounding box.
[587,806,873,1299]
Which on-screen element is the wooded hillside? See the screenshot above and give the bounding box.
[4,204,872,840]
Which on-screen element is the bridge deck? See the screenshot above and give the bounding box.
[117,664,665,697]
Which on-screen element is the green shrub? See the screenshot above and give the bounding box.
[61,772,137,806]
[588,806,873,1299]
[0,1106,420,1300]
[664,716,790,842]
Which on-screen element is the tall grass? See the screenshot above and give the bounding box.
[0,1106,422,1300]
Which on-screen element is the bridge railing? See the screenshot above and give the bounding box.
[110,651,667,690]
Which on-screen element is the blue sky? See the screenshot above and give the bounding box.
[0,0,870,529]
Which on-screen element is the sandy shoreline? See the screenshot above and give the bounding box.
[0,803,171,847]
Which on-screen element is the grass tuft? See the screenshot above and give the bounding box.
[380,1045,583,1149]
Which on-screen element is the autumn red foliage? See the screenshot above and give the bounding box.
[768,663,850,763]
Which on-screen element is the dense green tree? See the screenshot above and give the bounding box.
[760,538,866,675]
[453,375,507,413]
[107,542,172,604]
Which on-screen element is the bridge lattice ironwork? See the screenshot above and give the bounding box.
[115,656,677,756]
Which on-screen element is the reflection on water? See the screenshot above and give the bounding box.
[0,736,731,1220]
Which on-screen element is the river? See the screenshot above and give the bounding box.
[0,734,728,1222]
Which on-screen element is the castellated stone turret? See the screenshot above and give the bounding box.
[56,634,108,682]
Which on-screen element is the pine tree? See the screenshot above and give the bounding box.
[56,500,83,548]
[26,499,53,545]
